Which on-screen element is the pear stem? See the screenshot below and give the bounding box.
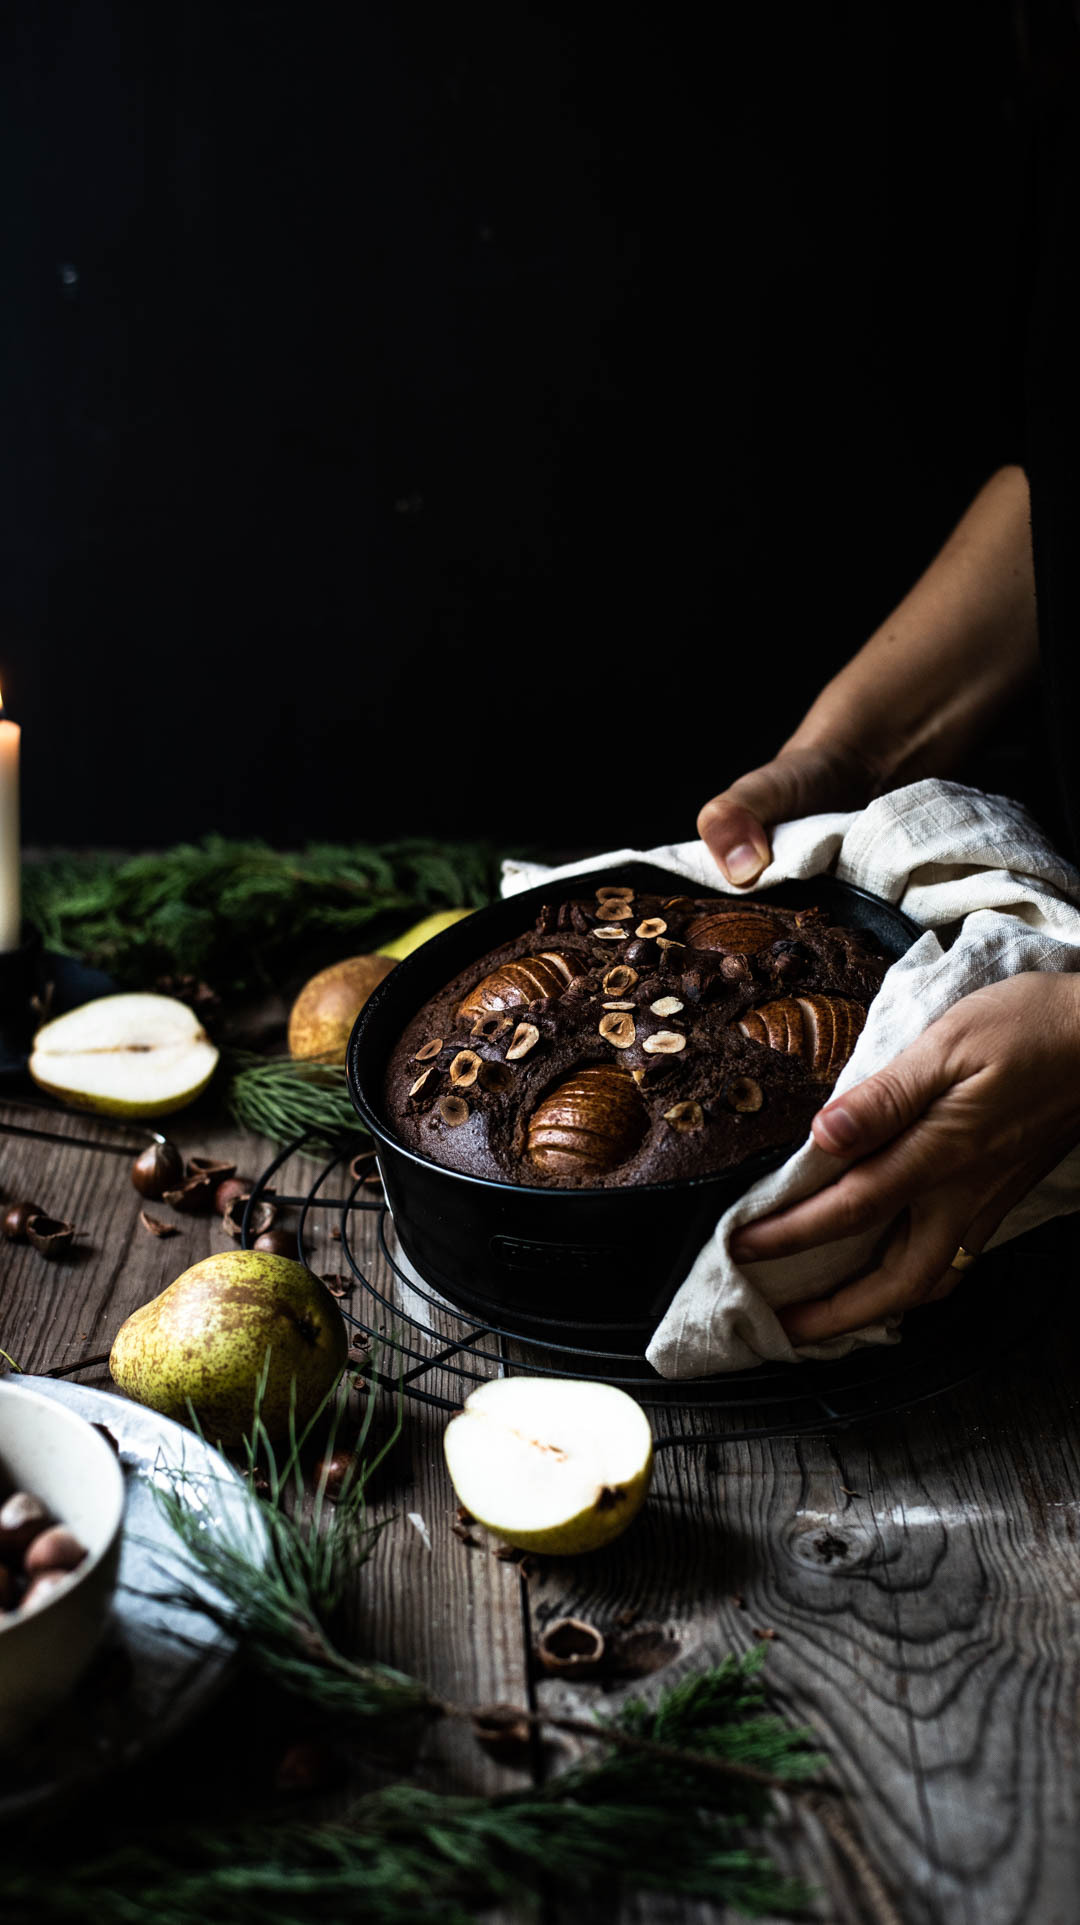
[44,1351,111,1378]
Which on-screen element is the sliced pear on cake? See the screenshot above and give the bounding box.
[29,993,219,1118]
[443,1376,653,1555]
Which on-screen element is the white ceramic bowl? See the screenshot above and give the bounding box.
[0,1382,125,1746]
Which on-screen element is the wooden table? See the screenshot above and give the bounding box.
[2,1096,1078,1925]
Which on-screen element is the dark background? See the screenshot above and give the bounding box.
[1,2,1049,851]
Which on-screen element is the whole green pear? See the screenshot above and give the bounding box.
[109,1250,348,1446]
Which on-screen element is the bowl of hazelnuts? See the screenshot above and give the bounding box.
[0,1383,125,1745]
[347,861,921,1345]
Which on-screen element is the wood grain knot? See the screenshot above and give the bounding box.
[786,1518,876,1572]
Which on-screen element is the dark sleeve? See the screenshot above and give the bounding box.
[1023,24,1080,857]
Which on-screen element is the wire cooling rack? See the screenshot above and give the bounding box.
[244,1130,1046,1451]
[3,1101,1043,1453]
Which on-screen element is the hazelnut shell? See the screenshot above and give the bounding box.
[536,1617,606,1675]
[26,1214,76,1256]
[2,1201,43,1242]
[161,1174,216,1214]
[213,1175,251,1217]
[313,1448,357,1502]
[130,1139,185,1200]
[222,1193,277,1241]
[253,1228,299,1260]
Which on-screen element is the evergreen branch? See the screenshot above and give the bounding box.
[0,1404,832,1923]
[23,837,504,996]
[1,1782,813,1924]
[149,1429,823,1795]
[441,1698,824,1796]
[147,1371,430,1727]
[223,1052,367,1148]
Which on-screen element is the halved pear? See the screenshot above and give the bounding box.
[443,1376,653,1555]
[29,993,219,1117]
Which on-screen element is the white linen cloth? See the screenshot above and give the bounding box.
[502,780,1080,1377]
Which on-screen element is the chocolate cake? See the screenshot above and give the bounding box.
[383,888,888,1190]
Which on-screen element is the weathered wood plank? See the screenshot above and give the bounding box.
[6,1094,1080,1923]
[0,1107,222,1378]
[528,1249,1080,1925]
[0,1103,531,1803]
[352,1211,531,1795]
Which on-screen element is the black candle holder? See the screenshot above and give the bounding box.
[0,925,44,1072]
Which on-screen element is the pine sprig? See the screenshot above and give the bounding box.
[0,1675,815,1923]
[1,1778,812,1924]
[0,1403,829,1924]
[611,1653,824,1786]
[116,1405,821,1921]
[223,1052,367,1148]
[23,837,502,996]
[149,1372,431,1727]
[147,1411,823,1795]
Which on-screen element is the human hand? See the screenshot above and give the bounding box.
[696,743,876,887]
[728,973,1080,1343]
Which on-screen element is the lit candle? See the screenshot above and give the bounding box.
[0,687,21,952]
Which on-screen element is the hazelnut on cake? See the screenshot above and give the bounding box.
[383,888,887,1190]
